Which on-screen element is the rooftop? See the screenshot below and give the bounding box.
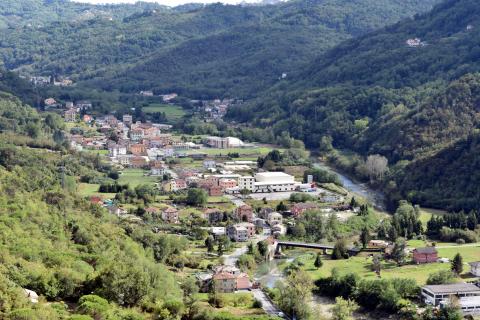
[414,247,438,254]
[423,283,480,294]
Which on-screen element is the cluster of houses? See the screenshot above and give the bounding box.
[194,98,242,121]
[90,195,179,223]
[204,204,287,242]
[30,75,73,87]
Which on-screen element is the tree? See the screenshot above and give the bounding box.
[451,253,463,275]
[372,254,382,277]
[276,201,287,212]
[332,239,349,260]
[427,270,455,285]
[186,188,208,206]
[331,297,358,320]
[205,236,214,253]
[391,238,406,266]
[360,227,370,249]
[276,270,313,320]
[365,154,388,182]
[314,253,323,269]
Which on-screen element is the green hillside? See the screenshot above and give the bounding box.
[0,0,440,97]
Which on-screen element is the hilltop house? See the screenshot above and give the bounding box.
[162,207,179,224]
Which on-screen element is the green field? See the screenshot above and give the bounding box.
[118,169,159,187]
[143,103,186,121]
[290,242,480,285]
[78,183,116,199]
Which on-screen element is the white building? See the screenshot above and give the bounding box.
[470,262,480,276]
[206,136,244,149]
[421,284,480,306]
[267,212,283,226]
[254,172,296,192]
[441,296,480,316]
[239,176,255,192]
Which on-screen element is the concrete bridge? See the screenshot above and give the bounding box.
[276,241,334,255]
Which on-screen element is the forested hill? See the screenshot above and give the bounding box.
[0,0,166,29]
[0,0,439,98]
[95,0,441,98]
[295,0,480,89]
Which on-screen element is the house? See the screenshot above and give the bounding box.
[209,185,223,197]
[162,207,179,224]
[267,212,282,226]
[196,273,213,293]
[234,204,253,222]
[368,240,390,249]
[150,162,167,176]
[90,196,103,205]
[145,207,159,216]
[271,224,286,237]
[104,115,118,126]
[219,178,237,189]
[130,156,148,168]
[140,90,154,97]
[123,114,133,126]
[203,160,216,169]
[130,144,146,155]
[83,114,93,123]
[162,179,187,192]
[412,247,438,264]
[291,202,318,217]
[204,209,224,223]
[130,128,144,141]
[258,207,274,219]
[64,108,78,122]
[76,100,92,110]
[227,223,255,242]
[469,262,480,277]
[421,283,480,306]
[236,273,251,291]
[212,273,237,293]
[44,98,57,106]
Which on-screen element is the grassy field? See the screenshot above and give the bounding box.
[118,169,159,187]
[78,183,116,199]
[418,207,447,228]
[288,240,480,285]
[142,103,186,121]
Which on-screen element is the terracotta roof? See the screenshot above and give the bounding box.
[213,272,236,280]
[163,207,178,213]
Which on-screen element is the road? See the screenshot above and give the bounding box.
[252,289,285,318]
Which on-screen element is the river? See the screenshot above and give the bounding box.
[313,161,387,211]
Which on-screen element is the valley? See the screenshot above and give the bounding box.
[0,0,480,320]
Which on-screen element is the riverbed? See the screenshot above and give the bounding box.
[313,161,387,211]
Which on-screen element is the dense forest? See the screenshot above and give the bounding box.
[0,0,439,98]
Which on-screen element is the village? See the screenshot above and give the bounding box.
[40,97,480,318]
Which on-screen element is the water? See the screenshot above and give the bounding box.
[313,161,386,211]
